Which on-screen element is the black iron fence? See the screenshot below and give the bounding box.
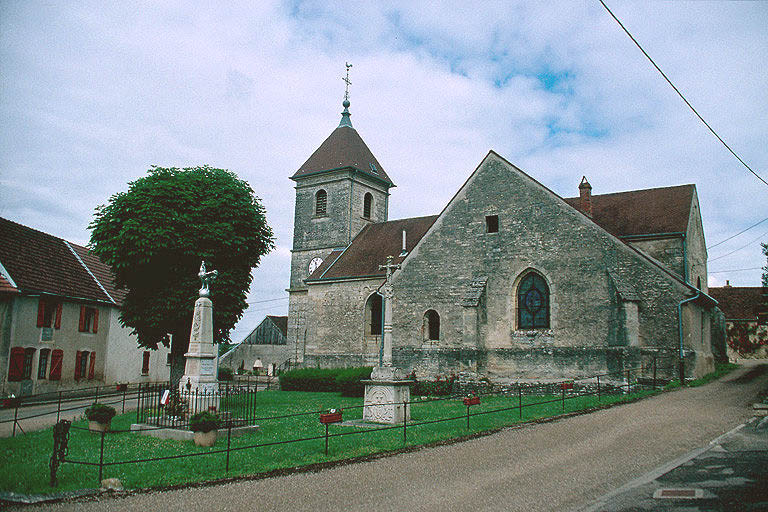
[47,364,678,487]
[135,383,264,429]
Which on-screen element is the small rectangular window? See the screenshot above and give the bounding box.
[22,348,35,380]
[79,306,99,333]
[486,215,499,233]
[142,351,151,375]
[166,353,172,366]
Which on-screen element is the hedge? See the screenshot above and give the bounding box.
[279,367,374,393]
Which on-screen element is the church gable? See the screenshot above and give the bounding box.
[392,151,693,354]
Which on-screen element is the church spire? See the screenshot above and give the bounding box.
[339,62,353,128]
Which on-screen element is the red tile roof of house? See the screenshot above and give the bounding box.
[709,286,765,320]
[0,275,19,294]
[564,184,695,238]
[291,125,394,186]
[0,217,120,304]
[307,215,438,282]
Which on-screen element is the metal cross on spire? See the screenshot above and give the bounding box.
[342,62,352,102]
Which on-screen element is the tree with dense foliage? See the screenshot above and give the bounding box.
[89,166,274,382]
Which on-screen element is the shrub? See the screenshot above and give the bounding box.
[279,368,343,392]
[218,367,234,381]
[336,367,373,397]
[189,411,220,432]
[85,403,116,423]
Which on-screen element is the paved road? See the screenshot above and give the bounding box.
[13,362,768,512]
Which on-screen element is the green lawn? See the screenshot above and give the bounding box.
[0,387,658,496]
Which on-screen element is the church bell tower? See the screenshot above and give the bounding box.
[287,66,395,363]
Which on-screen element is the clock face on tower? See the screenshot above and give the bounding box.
[308,257,323,276]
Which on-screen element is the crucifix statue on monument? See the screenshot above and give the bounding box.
[378,255,401,367]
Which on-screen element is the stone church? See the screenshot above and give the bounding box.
[286,98,718,382]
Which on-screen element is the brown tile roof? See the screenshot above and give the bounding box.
[69,242,127,305]
[267,315,288,337]
[308,215,438,282]
[0,275,19,294]
[0,217,116,304]
[291,125,394,186]
[564,184,694,238]
[709,286,765,320]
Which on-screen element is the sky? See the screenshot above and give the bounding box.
[1,1,766,343]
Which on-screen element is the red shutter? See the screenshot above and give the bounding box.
[74,351,82,380]
[142,351,150,375]
[88,352,95,379]
[92,309,99,333]
[78,306,86,332]
[37,300,45,327]
[8,347,25,381]
[49,350,63,380]
[54,303,62,329]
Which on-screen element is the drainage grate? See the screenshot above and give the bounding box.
[653,488,704,499]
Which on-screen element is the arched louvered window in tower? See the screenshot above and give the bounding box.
[363,193,373,219]
[315,189,327,216]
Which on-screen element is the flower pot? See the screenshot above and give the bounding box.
[194,430,217,447]
[89,420,110,433]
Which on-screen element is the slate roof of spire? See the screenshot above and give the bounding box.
[564,184,695,238]
[0,216,120,304]
[291,103,394,186]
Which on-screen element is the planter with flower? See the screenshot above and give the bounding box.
[85,403,116,433]
[189,411,220,447]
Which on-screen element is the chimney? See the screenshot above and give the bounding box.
[725,280,731,287]
[400,230,408,256]
[579,176,592,218]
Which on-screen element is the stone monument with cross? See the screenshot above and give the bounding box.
[362,255,412,424]
[180,261,220,413]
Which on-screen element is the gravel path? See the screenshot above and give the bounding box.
[15,362,768,512]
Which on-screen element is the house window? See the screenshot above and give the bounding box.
[37,299,62,329]
[49,349,63,380]
[166,353,172,366]
[365,293,383,336]
[423,310,440,341]
[315,189,327,216]
[517,272,550,329]
[88,352,96,380]
[363,193,373,219]
[38,349,50,380]
[79,306,99,333]
[486,215,499,233]
[75,351,89,380]
[22,348,35,380]
[142,351,151,375]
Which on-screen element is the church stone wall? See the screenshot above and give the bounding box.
[627,238,684,280]
[388,155,712,380]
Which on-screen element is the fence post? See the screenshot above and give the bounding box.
[653,355,657,390]
[518,386,523,420]
[626,369,631,394]
[136,384,141,423]
[12,400,19,437]
[122,386,126,414]
[561,385,565,412]
[597,375,601,403]
[466,403,471,430]
[95,386,99,403]
[324,424,329,456]
[57,391,62,423]
[226,418,232,472]
[98,429,105,484]
[402,401,407,446]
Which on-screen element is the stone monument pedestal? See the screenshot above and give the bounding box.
[362,366,413,424]
[180,296,219,414]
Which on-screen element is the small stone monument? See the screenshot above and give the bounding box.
[362,256,413,424]
[180,261,220,413]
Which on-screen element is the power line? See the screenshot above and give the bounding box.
[245,296,288,305]
[708,228,768,263]
[598,0,768,188]
[707,216,768,250]
[708,267,762,274]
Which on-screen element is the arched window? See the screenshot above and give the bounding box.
[363,193,373,219]
[423,310,440,341]
[365,293,383,336]
[315,189,327,216]
[517,272,550,329]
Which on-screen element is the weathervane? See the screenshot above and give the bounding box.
[343,62,352,102]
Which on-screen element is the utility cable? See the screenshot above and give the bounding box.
[707,216,768,250]
[598,0,768,188]
[708,228,768,263]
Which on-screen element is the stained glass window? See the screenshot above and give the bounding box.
[518,273,549,329]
